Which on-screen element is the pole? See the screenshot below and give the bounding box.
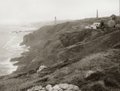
[119,0,120,16]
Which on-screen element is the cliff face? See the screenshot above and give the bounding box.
[1,18,120,91]
[13,20,120,74]
[12,20,96,73]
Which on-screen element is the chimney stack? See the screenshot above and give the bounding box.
[55,16,57,25]
[96,9,98,18]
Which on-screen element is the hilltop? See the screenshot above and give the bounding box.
[0,17,120,91]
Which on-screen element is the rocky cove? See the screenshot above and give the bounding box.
[0,25,38,76]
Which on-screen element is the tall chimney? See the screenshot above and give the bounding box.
[55,16,57,25]
[96,9,98,18]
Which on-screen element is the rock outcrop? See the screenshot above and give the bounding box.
[27,83,80,91]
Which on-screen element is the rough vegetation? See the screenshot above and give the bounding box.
[0,17,120,91]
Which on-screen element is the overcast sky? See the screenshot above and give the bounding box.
[0,0,119,24]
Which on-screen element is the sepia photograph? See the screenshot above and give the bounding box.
[0,0,119,91]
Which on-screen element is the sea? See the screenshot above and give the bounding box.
[0,25,38,76]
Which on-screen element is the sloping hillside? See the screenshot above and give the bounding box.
[0,17,120,91]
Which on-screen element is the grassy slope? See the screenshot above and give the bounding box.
[0,17,120,91]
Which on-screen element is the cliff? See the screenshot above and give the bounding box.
[0,17,120,91]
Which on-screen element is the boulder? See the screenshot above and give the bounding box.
[27,85,43,91]
[68,84,79,91]
[34,85,43,90]
[46,84,53,91]
[59,83,69,90]
[37,65,47,73]
[85,70,95,78]
[53,85,63,91]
